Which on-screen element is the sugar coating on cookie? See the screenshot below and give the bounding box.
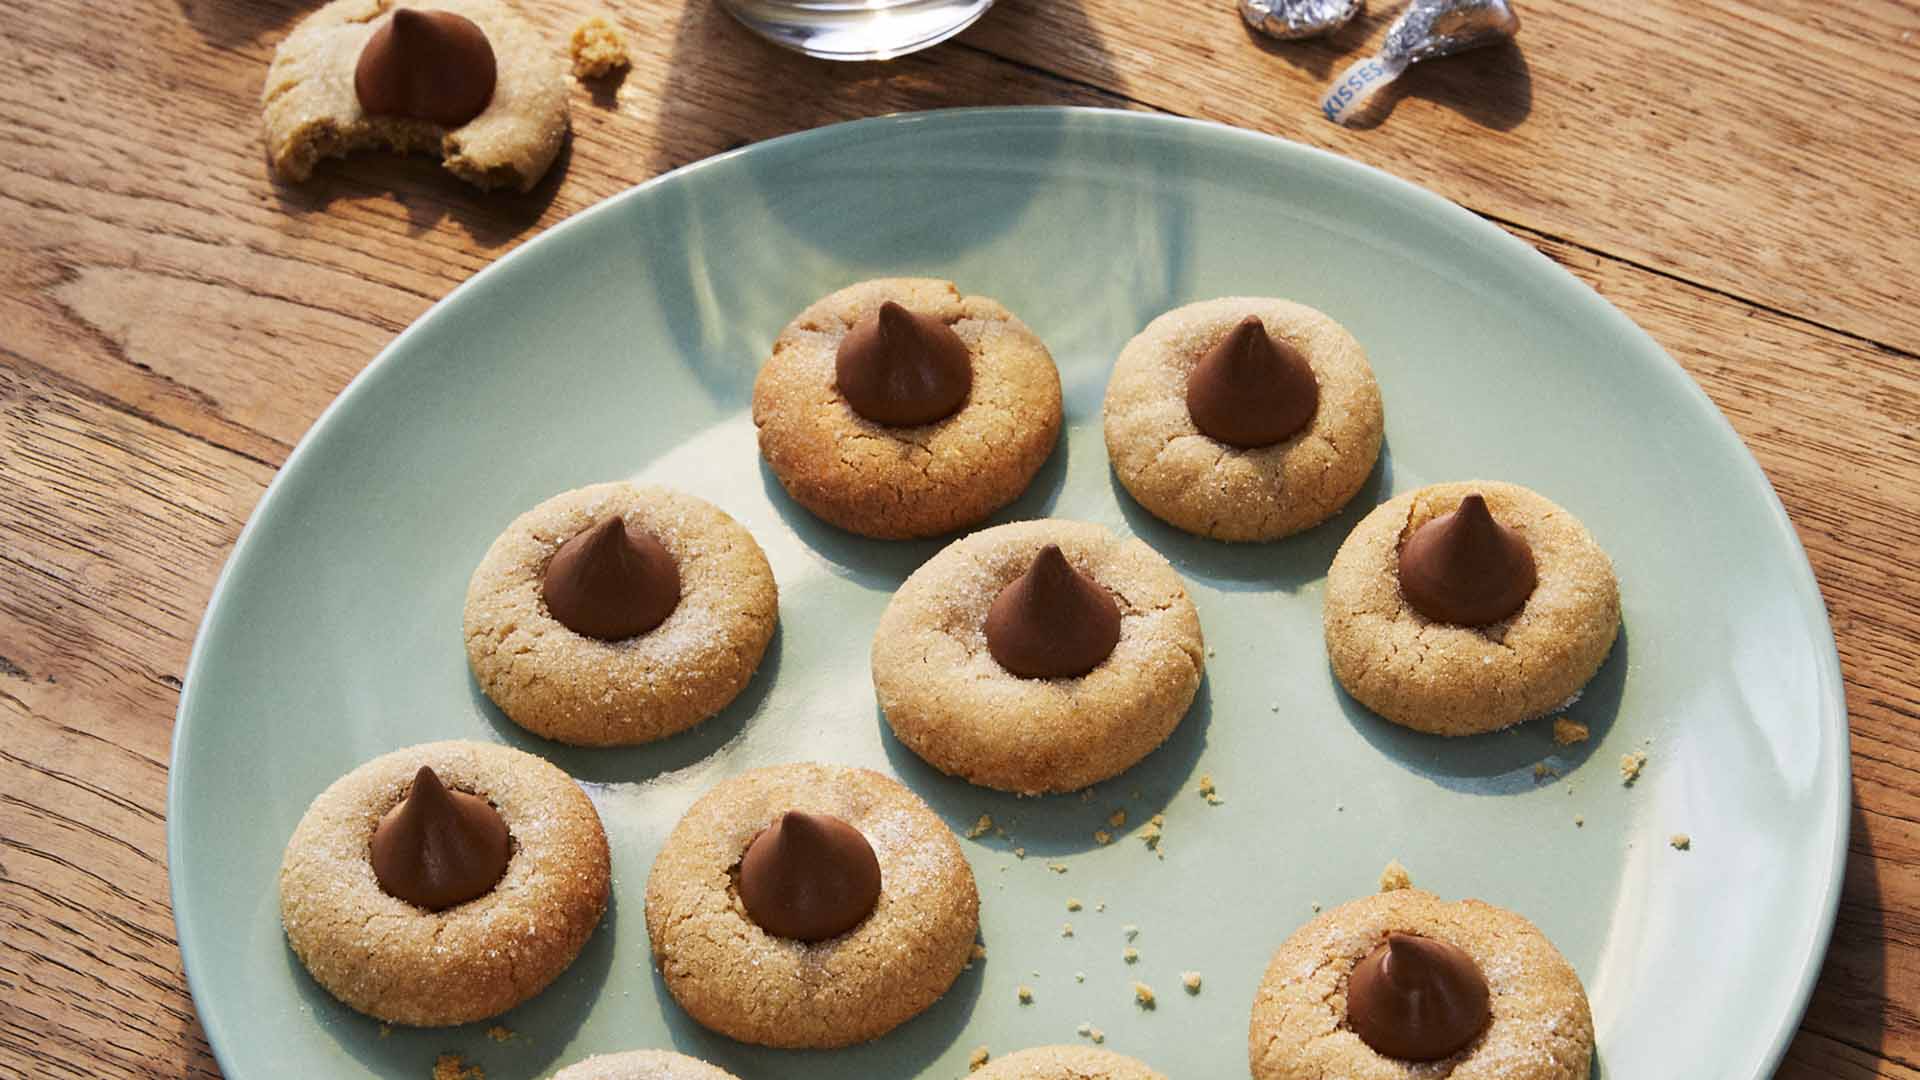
[262,0,569,191]
[1103,297,1384,542]
[1324,481,1620,736]
[550,1049,740,1080]
[752,278,1063,540]
[465,483,778,746]
[873,519,1206,794]
[278,740,610,1026]
[643,763,980,1048]
[971,1045,1168,1079]
[1249,889,1594,1080]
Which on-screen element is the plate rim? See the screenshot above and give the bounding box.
[166,105,1850,1078]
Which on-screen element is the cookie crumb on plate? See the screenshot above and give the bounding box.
[1198,774,1224,804]
[1670,833,1691,850]
[1378,859,1412,892]
[1017,985,1034,1004]
[433,1055,484,1080]
[1132,981,1156,1008]
[969,1046,991,1070]
[1553,716,1590,745]
[1067,898,1083,911]
[1122,946,1139,963]
[1181,971,1203,993]
[1620,751,1648,784]
[967,814,995,839]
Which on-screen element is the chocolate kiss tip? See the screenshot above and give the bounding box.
[834,300,972,427]
[1397,492,1537,627]
[985,543,1122,680]
[542,514,681,642]
[354,7,497,128]
[1185,315,1319,449]
[1347,932,1491,1061]
[370,765,511,912]
[738,810,882,943]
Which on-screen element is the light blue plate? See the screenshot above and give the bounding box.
[169,108,1847,1079]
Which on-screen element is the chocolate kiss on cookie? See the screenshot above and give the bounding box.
[355,8,498,127]
[370,766,511,912]
[738,811,882,943]
[835,301,973,427]
[1397,494,1537,625]
[986,544,1122,679]
[1186,315,1319,448]
[1347,932,1491,1061]
[543,515,682,641]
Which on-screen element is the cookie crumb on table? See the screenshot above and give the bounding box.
[967,814,995,839]
[1017,984,1034,1004]
[1553,716,1590,745]
[1620,750,1649,784]
[1670,833,1691,850]
[1378,859,1412,893]
[568,15,630,79]
[1132,981,1156,1008]
[969,1046,991,1071]
[433,1055,484,1080]
[1181,971,1203,993]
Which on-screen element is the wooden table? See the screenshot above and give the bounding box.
[2,0,1915,1075]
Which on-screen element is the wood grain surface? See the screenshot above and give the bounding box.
[1,0,1914,1077]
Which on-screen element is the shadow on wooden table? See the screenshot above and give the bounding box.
[1239,11,1532,132]
[267,139,571,250]
[173,0,309,46]
[641,0,1122,180]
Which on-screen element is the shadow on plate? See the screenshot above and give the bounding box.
[472,623,780,785]
[758,432,1070,592]
[875,674,1213,857]
[652,930,987,1077]
[1109,438,1393,594]
[1338,624,1629,795]
[290,888,616,1079]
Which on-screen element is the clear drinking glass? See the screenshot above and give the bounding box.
[717,0,997,61]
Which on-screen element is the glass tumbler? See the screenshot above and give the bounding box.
[717,0,997,61]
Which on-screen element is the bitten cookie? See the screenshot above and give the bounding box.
[465,482,778,746]
[1249,888,1594,1080]
[974,1046,1168,1079]
[873,519,1205,794]
[752,278,1063,539]
[550,1050,740,1080]
[643,763,979,1048]
[262,0,569,191]
[279,740,610,1026]
[1104,297,1384,541]
[1323,481,1620,735]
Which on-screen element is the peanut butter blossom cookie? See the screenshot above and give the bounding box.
[1104,297,1384,541]
[465,482,778,746]
[1323,481,1620,735]
[643,762,979,1048]
[278,740,610,1026]
[262,0,570,191]
[550,1050,741,1080]
[973,1046,1168,1079]
[1249,888,1594,1080]
[752,278,1064,539]
[872,519,1205,794]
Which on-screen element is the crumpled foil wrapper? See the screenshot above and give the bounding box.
[1240,0,1363,40]
[1321,0,1520,124]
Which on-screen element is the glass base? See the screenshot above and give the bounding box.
[720,0,996,61]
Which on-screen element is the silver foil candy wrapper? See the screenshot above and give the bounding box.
[1239,0,1362,40]
[1321,0,1520,124]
